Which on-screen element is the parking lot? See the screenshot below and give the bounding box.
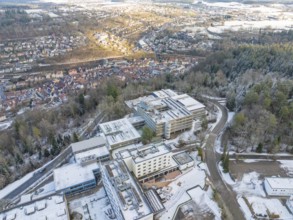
[230,159,288,182]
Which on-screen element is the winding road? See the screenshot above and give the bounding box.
[205,100,245,220]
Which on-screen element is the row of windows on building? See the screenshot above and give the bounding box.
[137,161,169,177]
[137,158,168,169]
[136,155,169,168]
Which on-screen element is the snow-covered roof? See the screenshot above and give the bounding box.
[74,146,109,164]
[71,136,106,154]
[172,94,205,112]
[173,152,194,165]
[126,90,204,125]
[99,118,141,148]
[0,195,68,220]
[265,177,293,189]
[137,97,192,124]
[152,89,178,99]
[54,163,98,191]
[117,143,172,163]
[102,160,153,220]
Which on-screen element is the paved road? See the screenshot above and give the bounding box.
[205,101,245,220]
[4,112,105,200]
[4,146,72,200]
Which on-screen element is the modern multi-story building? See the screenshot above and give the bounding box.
[101,160,153,220]
[126,89,206,139]
[116,143,179,182]
[99,118,141,150]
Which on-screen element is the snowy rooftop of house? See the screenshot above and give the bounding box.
[265,177,293,189]
[173,152,194,165]
[54,163,99,192]
[71,136,107,154]
[99,118,141,147]
[0,195,68,220]
[117,143,172,163]
[74,146,109,164]
[103,160,152,220]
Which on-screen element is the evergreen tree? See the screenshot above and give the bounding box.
[72,132,79,143]
[223,152,230,173]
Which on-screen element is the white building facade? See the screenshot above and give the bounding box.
[264,177,293,196]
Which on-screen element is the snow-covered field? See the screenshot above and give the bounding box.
[187,187,221,220]
[208,20,293,34]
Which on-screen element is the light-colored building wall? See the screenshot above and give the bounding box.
[133,153,172,178]
[264,178,293,196]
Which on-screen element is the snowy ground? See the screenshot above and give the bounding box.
[187,186,221,220]
[279,160,293,177]
[219,162,293,220]
[158,159,221,220]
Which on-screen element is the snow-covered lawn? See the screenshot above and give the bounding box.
[187,187,221,220]
[237,197,253,220]
[279,160,293,177]
[218,162,235,185]
[233,172,266,197]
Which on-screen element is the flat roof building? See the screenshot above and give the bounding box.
[74,146,110,165]
[172,152,195,170]
[54,163,99,195]
[71,136,107,154]
[126,89,205,139]
[116,143,178,182]
[0,195,69,220]
[99,118,141,150]
[101,160,153,220]
[264,177,293,196]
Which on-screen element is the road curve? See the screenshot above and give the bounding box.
[205,100,245,220]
